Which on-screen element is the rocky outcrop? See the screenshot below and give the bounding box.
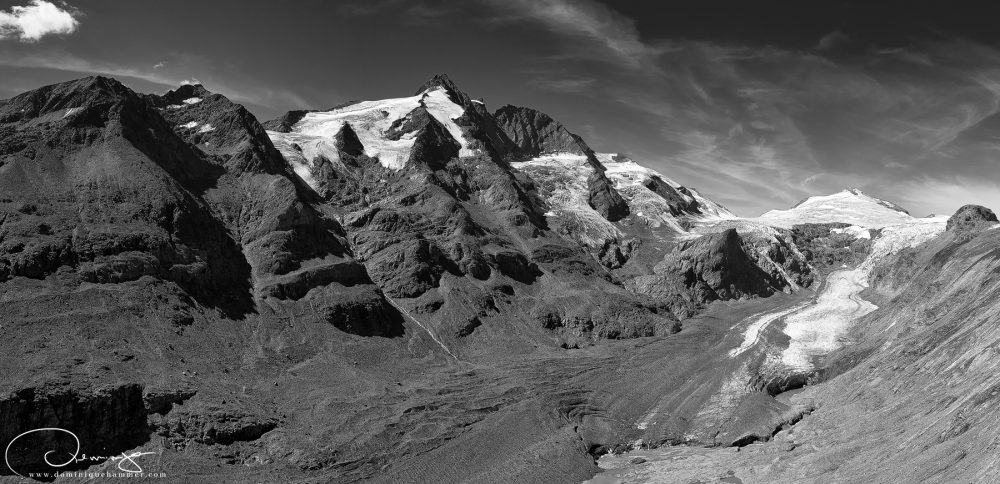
[630,229,799,310]
[386,106,461,169]
[586,169,630,222]
[334,122,364,157]
[494,105,589,156]
[150,409,277,447]
[643,176,701,216]
[946,204,997,234]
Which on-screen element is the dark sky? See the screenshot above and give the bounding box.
[3,0,1000,216]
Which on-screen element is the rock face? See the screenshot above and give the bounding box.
[494,105,589,156]
[494,105,630,222]
[946,204,998,233]
[631,229,801,309]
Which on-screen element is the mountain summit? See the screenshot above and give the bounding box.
[755,188,916,228]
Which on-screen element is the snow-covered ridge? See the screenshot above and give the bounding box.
[754,188,915,229]
[597,153,736,222]
[510,152,738,246]
[267,86,478,188]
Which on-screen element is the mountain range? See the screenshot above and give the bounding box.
[1,74,996,483]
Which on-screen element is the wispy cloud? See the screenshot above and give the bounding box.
[481,0,664,69]
[0,1,79,42]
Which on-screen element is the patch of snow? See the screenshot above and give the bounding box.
[182,97,202,105]
[471,99,484,105]
[63,107,80,118]
[166,104,184,109]
[830,225,871,239]
[180,121,198,129]
[197,123,214,133]
[754,189,914,229]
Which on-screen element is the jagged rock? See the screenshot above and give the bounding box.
[334,122,364,157]
[404,109,461,169]
[643,176,701,215]
[587,169,630,222]
[946,204,998,233]
[494,105,590,156]
[415,73,472,106]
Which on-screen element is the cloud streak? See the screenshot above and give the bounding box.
[482,0,664,69]
[0,1,79,42]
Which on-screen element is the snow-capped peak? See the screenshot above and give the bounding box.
[266,85,479,189]
[756,188,914,229]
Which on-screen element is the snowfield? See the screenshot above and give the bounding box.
[755,188,914,228]
[831,225,872,239]
[267,86,477,189]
